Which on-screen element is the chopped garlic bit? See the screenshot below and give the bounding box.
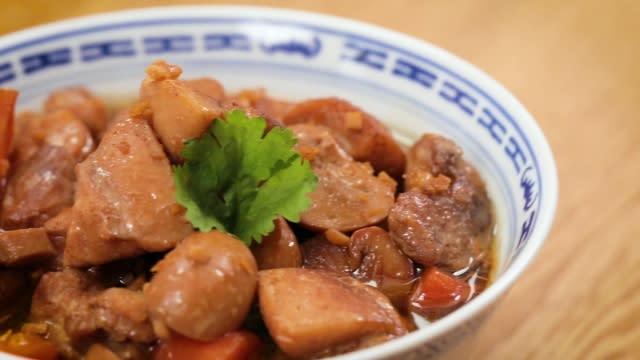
[344,111,363,130]
[324,228,351,246]
[151,319,171,339]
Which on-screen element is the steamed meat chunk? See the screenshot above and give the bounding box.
[283,98,406,178]
[302,227,414,283]
[2,109,94,229]
[404,134,489,204]
[404,134,493,231]
[348,227,415,282]
[140,61,223,159]
[145,231,257,341]
[389,190,489,270]
[258,268,408,358]
[64,117,192,267]
[302,227,415,306]
[291,124,397,232]
[1,145,76,229]
[38,110,95,161]
[30,270,154,346]
[389,134,493,271]
[93,288,154,341]
[301,234,353,275]
[44,87,107,136]
[251,217,302,270]
[12,109,95,163]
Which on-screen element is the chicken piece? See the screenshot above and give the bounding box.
[44,87,107,136]
[140,61,223,159]
[13,109,94,161]
[93,288,155,341]
[283,98,406,178]
[302,227,415,307]
[348,227,415,282]
[1,145,76,229]
[30,270,155,346]
[1,107,94,229]
[389,190,490,271]
[251,217,302,270]
[389,134,493,271]
[64,117,192,267]
[291,124,396,232]
[145,231,257,341]
[258,268,408,358]
[38,110,95,161]
[404,134,492,229]
[301,234,353,275]
[0,228,56,267]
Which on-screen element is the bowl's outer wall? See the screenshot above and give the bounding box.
[0,6,558,360]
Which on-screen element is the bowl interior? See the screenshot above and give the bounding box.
[0,6,558,359]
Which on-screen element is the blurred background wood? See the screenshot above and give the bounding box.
[2,0,639,358]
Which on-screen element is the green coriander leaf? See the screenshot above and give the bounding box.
[173,109,318,245]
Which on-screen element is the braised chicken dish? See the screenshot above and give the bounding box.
[0,61,494,360]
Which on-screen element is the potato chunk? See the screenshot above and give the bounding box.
[258,268,408,358]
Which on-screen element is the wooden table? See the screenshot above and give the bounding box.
[2,0,639,358]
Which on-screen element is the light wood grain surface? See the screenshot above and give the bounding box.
[2,0,639,358]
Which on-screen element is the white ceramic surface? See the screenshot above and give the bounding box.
[0,6,558,359]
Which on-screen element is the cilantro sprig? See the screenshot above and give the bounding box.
[173,109,317,245]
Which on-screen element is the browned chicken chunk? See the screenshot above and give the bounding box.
[140,61,223,159]
[291,124,397,232]
[30,269,154,347]
[389,134,493,271]
[251,217,302,270]
[303,227,414,282]
[258,268,408,359]
[283,97,406,178]
[63,117,192,267]
[302,227,415,306]
[389,190,489,270]
[44,87,107,136]
[2,108,95,229]
[145,231,257,341]
[1,145,76,229]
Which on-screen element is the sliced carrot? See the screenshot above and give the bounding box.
[0,331,58,360]
[154,331,262,360]
[409,267,471,319]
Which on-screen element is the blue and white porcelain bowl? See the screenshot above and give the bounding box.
[0,6,558,360]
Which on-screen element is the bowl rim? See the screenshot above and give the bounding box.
[0,5,559,359]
